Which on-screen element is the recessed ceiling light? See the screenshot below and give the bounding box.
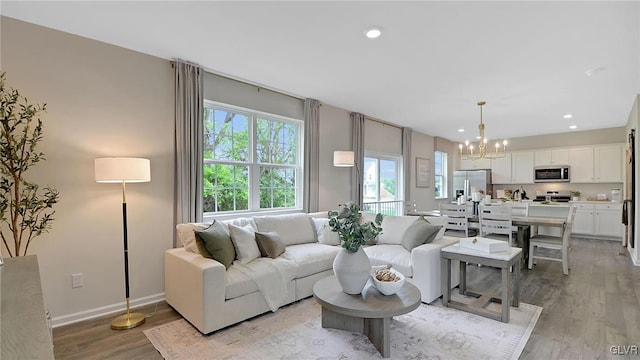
[458,128,464,132]
[364,27,382,39]
[563,114,573,119]
[569,125,577,129]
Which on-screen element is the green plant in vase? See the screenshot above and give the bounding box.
[328,201,383,253]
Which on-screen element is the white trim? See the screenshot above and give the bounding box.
[51,293,165,328]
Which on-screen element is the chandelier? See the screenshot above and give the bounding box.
[459,101,507,160]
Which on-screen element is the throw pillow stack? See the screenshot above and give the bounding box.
[194,221,286,269]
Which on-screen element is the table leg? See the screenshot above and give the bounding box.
[501,266,510,323]
[441,257,451,306]
[513,258,520,307]
[364,317,390,358]
[459,260,467,295]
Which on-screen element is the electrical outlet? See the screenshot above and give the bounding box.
[71,273,84,288]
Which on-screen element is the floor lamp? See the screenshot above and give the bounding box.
[95,157,151,330]
[333,150,361,205]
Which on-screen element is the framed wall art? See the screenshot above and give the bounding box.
[416,157,430,188]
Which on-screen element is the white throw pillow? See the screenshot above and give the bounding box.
[312,218,340,246]
[377,216,419,245]
[228,224,261,264]
[424,215,449,241]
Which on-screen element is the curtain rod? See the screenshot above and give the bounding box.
[364,116,404,130]
[170,60,305,102]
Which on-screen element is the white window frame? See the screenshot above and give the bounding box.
[362,152,404,204]
[434,151,448,199]
[203,100,304,218]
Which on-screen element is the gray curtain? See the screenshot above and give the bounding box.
[351,112,365,208]
[402,127,413,212]
[303,99,320,212]
[174,60,204,244]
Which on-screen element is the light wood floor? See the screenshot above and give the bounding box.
[53,238,640,359]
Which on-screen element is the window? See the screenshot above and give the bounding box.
[434,151,447,199]
[203,101,303,214]
[362,154,403,215]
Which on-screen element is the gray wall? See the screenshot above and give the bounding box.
[1,17,174,325]
[501,127,626,151]
[626,95,639,264]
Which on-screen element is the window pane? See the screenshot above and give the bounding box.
[204,108,249,162]
[435,175,443,198]
[259,166,296,209]
[434,152,443,176]
[363,157,379,203]
[256,117,297,165]
[379,159,398,201]
[203,164,249,212]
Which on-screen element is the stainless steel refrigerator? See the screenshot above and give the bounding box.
[453,170,492,201]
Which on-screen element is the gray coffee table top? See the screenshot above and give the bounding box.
[313,275,421,318]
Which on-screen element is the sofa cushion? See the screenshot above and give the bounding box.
[401,218,442,251]
[194,221,236,269]
[224,266,259,300]
[285,243,341,278]
[255,232,286,259]
[364,244,412,277]
[228,224,261,265]
[424,215,449,241]
[220,217,257,231]
[176,222,210,253]
[312,218,341,246]
[253,213,316,246]
[377,216,419,245]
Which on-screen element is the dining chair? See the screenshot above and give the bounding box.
[478,204,513,246]
[528,205,577,275]
[439,203,469,237]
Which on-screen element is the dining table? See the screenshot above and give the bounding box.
[411,210,567,266]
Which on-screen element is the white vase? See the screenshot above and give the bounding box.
[333,247,371,294]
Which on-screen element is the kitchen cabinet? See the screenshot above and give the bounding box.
[572,203,594,235]
[569,144,623,183]
[490,151,534,184]
[571,202,623,238]
[594,203,623,237]
[459,157,491,170]
[534,148,569,166]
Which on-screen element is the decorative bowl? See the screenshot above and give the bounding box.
[370,267,405,295]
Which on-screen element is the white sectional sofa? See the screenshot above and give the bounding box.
[164,212,459,334]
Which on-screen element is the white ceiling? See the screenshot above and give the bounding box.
[2,1,639,143]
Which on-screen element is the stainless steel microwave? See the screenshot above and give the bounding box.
[534,166,570,183]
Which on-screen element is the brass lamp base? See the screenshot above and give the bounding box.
[111,312,146,330]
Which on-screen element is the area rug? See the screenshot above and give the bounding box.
[144,296,541,360]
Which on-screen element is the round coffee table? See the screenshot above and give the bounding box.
[312,275,421,358]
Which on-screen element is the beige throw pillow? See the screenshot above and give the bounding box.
[312,218,340,246]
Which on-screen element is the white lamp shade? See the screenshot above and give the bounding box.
[95,157,151,183]
[333,151,355,167]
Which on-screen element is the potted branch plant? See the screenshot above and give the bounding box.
[328,201,383,294]
[0,72,59,257]
[570,191,581,201]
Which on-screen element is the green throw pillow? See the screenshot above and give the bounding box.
[255,231,285,259]
[194,221,236,269]
[401,218,442,251]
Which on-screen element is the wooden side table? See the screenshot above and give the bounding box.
[441,242,522,323]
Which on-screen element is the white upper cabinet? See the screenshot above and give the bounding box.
[512,152,534,183]
[490,151,534,184]
[569,144,622,183]
[459,157,491,170]
[594,144,623,183]
[491,153,512,184]
[534,148,569,166]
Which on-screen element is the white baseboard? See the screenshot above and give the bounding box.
[51,293,165,328]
